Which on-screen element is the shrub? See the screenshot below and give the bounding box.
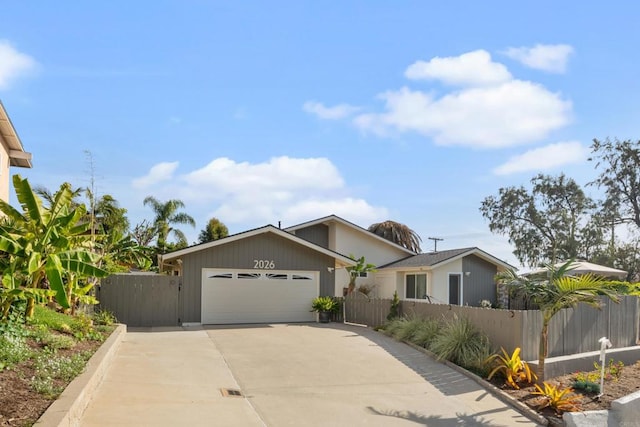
[311,296,339,313]
[382,317,407,338]
[394,316,426,342]
[429,314,491,370]
[92,309,117,326]
[594,359,624,382]
[411,318,440,349]
[573,380,600,394]
[387,291,400,320]
[532,382,581,414]
[486,347,536,389]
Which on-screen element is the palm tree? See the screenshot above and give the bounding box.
[498,261,619,382]
[143,196,196,253]
[198,217,229,243]
[346,255,377,294]
[368,220,422,253]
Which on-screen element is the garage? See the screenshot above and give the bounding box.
[201,268,318,324]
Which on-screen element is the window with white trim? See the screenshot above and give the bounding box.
[405,273,428,300]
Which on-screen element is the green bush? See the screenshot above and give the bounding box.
[387,291,400,320]
[411,318,441,349]
[573,380,600,394]
[92,309,117,326]
[311,296,339,313]
[429,314,491,371]
[382,317,407,338]
[394,316,426,342]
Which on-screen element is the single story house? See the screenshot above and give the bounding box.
[158,215,514,325]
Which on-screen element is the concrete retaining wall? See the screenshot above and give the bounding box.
[564,390,640,426]
[527,346,640,379]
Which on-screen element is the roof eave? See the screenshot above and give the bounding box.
[0,102,32,169]
[160,225,356,266]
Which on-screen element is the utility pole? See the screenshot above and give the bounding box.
[428,237,443,252]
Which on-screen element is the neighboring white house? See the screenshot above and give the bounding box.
[0,101,33,202]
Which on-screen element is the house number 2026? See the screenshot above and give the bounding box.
[254,259,275,269]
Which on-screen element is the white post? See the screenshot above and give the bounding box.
[598,337,612,397]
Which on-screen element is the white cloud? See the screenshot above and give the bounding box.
[132,161,179,189]
[493,141,588,175]
[354,80,571,148]
[503,44,574,73]
[134,156,386,228]
[303,101,360,120]
[405,50,512,87]
[0,40,37,90]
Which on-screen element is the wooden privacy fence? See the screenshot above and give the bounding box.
[96,274,181,327]
[345,295,640,361]
[343,293,392,326]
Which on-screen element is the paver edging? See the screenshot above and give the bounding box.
[398,338,549,426]
[34,323,126,427]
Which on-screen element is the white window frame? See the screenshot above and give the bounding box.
[404,272,429,300]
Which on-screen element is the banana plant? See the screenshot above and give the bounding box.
[0,175,108,318]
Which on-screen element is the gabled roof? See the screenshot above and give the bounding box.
[285,214,416,255]
[379,247,515,270]
[160,224,356,267]
[0,101,32,168]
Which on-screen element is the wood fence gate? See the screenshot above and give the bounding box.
[96,273,182,327]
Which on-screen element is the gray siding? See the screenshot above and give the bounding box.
[180,232,334,322]
[461,255,497,306]
[293,223,329,248]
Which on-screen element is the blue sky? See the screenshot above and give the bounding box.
[1,2,639,268]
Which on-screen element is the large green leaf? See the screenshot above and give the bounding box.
[0,232,23,255]
[45,254,69,308]
[12,175,43,225]
[0,199,27,224]
[57,250,109,278]
[27,252,42,275]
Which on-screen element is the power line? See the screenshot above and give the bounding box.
[427,237,443,252]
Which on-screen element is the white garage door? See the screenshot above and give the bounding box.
[201,269,319,324]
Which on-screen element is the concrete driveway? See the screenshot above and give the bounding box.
[81,323,540,426]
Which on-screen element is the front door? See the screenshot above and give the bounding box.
[448,274,461,305]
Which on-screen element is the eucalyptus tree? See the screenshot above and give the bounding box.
[590,139,640,228]
[497,261,619,382]
[0,175,108,319]
[368,220,422,253]
[143,196,196,253]
[480,174,595,268]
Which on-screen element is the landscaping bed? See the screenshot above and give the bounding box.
[490,360,640,422]
[0,306,116,427]
[380,315,640,424]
